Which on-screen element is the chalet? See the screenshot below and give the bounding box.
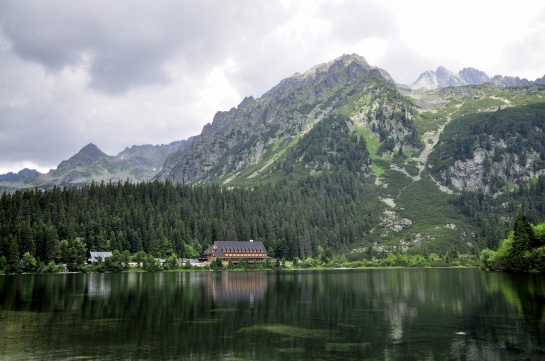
[88,251,113,263]
[202,240,274,265]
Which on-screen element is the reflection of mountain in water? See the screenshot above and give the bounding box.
[85,273,111,298]
[206,272,269,303]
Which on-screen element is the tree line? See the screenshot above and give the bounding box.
[0,169,377,273]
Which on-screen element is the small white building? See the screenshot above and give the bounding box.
[88,251,113,263]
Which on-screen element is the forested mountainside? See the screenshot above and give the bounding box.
[2,54,545,268]
[0,175,377,268]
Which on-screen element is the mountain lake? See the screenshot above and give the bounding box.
[0,268,543,360]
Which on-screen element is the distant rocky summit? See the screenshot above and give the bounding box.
[458,67,490,85]
[411,66,538,90]
[0,138,193,191]
[0,168,40,182]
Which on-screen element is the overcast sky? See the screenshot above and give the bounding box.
[1,0,544,174]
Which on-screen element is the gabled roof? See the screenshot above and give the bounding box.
[88,251,113,262]
[204,241,267,257]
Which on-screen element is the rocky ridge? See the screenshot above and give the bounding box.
[0,168,40,182]
[0,139,192,191]
[411,66,538,90]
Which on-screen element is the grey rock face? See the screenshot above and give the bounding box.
[490,75,532,87]
[459,67,490,84]
[441,147,544,192]
[411,66,467,90]
[157,54,396,183]
[411,66,538,90]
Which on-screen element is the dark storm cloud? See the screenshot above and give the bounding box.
[0,1,289,94]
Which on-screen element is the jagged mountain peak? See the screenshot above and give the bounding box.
[78,143,106,158]
[267,53,385,97]
[435,66,451,76]
[291,54,369,79]
[411,66,467,90]
[0,168,40,182]
[52,143,109,177]
[0,139,192,191]
[491,74,532,87]
[411,66,540,90]
[459,67,490,84]
[56,143,107,170]
[156,53,403,184]
[302,54,370,78]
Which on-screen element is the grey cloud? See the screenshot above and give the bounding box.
[502,9,545,80]
[88,49,171,94]
[0,1,289,94]
[0,0,422,174]
[319,0,398,43]
[0,102,84,169]
[376,41,437,85]
[221,0,400,98]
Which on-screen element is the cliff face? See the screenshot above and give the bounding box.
[411,66,474,90]
[429,100,545,193]
[444,148,543,192]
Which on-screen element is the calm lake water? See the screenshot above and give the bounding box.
[0,268,544,361]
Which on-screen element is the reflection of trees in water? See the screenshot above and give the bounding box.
[480,271,545,356]
[518,279,545,344]
[1,270,544,361]
[500,273,545,344]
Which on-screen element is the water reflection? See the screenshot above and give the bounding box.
[205,271,269,303]
[481,271,545,348]
[0,269,544,360]
[86,273,111,298]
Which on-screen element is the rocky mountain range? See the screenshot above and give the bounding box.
[0,168,40,182]
[4,55,543,191]
[156,55,545,191]
[156,54,414,183]
[150,54,545,253]
[2,54,545,254]
[0,139,192,191]
[410,66,544,90]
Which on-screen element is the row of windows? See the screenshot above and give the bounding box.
[221,249,264,253]
[224,254,266,257]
